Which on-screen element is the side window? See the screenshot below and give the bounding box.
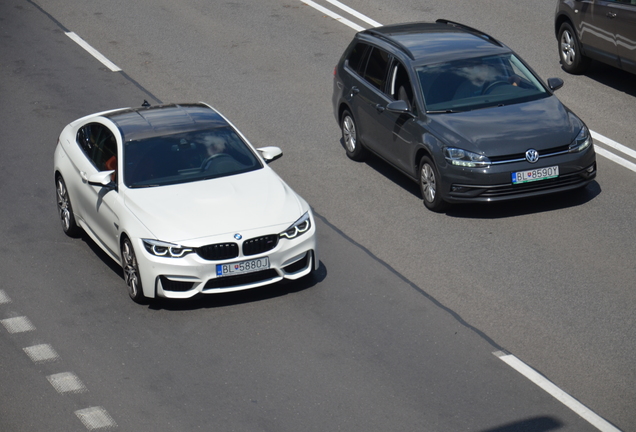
[346,42,370,74]
[363,47,390,91]
[76,123,118,177]
[389,61,415,110]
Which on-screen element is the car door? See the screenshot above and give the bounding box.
[74,122,121,258]
[369,59,419,176]
[609,0,636,73]
[353,46,394,156]
[577,0,621,67]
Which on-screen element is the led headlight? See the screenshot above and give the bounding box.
[569,126,592,152]
[280,212,311,240]
[444,147,491,168]
[142,239,193,258]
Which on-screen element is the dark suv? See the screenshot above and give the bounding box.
[332,20,596,212]
[555,0,636,74]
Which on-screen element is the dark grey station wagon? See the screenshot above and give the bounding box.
[332,20,597,212]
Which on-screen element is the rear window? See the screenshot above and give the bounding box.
[123,126,262,188]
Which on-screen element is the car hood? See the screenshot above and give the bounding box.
[123,168,304,243]
[426,96,582,156]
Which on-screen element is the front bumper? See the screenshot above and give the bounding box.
[439,147,596,203]
[134,223,318,299]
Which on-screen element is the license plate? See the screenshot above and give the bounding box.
[512,165,559,184]
[216,257,270,277]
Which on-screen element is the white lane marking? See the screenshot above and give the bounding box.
[24,344,60,363]
[593,131,636,160]
[65,32,121,72]
[595,146,636,173]
[324,0,382,27]
[300,0,365,31]
[47,372,88,394]
[1,316,35,333]
[310,0,636,173]
[0,290,10,304]
[75,407,117,430]
[494,352,622,432]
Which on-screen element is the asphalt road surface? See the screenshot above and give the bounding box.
[1,0,634,431]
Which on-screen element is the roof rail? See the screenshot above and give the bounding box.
[363,28,415,60]
[435,19,503,47]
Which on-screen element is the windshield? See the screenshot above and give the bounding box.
[417,53,549,113]
[124,126,262,188]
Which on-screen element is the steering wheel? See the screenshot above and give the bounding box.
[201,153,232,170]
[482,80,509,95]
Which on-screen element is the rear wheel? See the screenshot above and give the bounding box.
[558,22,590,74]
[419,156,447,212]
[56,175,81,237]
[341,110,367,161]
[121,237,146,304]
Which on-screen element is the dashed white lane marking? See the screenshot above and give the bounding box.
[0,289,10,304]
[23,344,60,363]
[75,407,118,430]
[494,351,622,432]
[47,372,88,394]
[66,32,121,72]
[1,316,35,333]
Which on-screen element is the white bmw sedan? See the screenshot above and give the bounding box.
[54,102,318,303]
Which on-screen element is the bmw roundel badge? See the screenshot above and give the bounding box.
[234,233,242,240]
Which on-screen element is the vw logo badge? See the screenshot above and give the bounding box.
[525,149,539,163]
[234,233,242,240]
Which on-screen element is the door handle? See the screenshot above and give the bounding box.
[80,171,88,182]
[375,104,385,113]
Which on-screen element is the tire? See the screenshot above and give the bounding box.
[558,22,590,74]
[55,175,81,237]
[121,237,146,304]
[341,110,367,161]
[419,156,447,212]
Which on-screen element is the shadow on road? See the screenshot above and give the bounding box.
[475,416,562,432]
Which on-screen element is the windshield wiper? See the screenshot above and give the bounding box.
[427,109,463,114]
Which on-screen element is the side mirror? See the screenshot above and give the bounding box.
[257,146,283,164]
[88,171,116,188]
[386,99,410,114]
[547,77,564,92]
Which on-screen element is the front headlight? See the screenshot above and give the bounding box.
[280,212,311,240]
[569,126,592,152]
[142,239,193,258]
[444,147,491,168]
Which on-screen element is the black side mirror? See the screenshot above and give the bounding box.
[547,77,564,92]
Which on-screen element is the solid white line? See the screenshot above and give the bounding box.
[495,352,622,432]
[592,131,636,161]
[300,0,365,32]
[595,146,636,173]
[66,32,121,72]
[324,0,382,27]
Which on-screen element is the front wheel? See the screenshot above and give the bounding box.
[419,156,447,212]
[558,22,590,74]
[341,110,367,161]
[56,175,81,237]
[121,237,146,304]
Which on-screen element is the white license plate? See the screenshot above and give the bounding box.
[512,165,559,184]
[216,257,270,277]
